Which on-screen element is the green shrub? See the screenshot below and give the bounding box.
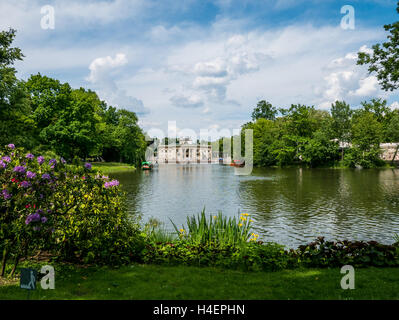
[142,241,292,271]
[295,237,399,268]
[0,144,143,277]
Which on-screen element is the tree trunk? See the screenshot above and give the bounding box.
[391,145,399,166]
[1,248,9,277]
[9,255,20,278]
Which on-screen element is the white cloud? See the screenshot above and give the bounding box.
[170,35,265,104]
[202,107,211,114]
[86,53,128,84]
[86,53,149,115]
[390,101,399,110]
[170,94,204,108]
[3,0,394,133]
[316,45,392,109]
[350,76,379,97]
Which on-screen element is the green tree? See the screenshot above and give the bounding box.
[26,75,101,160]
[284,104,319,138]
[0,28,33,148]
[357,2,399,91]
[243,119,278,166]
[385,110,399,164]
[100,107,146,166]
[301,130,339,167]
[330,101,352,160]
[360,99,392,141]
[251,100,277,121]
[350,112,384,168]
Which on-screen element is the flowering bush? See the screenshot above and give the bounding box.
[0,145,142,276]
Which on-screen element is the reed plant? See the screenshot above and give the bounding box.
[171,209,258,246]
[144,218,176,243]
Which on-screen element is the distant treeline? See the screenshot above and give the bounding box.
[0,29,147,166]
[222,99,399,168]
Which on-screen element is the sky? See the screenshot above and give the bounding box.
[1,0,399,139]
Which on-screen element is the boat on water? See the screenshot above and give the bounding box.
[231,160,245,167]
[141,161,153,170]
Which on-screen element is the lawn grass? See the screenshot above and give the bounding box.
[91,162,136,174]
[1,264,398,300]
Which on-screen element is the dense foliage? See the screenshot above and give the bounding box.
[231,99,398,168]
[141,212,399,271]
[357,1,399,91]
[0,144,143,277]
[0,28,147,166]
[295,237,399,268]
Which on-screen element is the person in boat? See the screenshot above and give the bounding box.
[142,161,153,170]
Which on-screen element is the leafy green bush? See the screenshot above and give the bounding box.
[142,241,293,271]
[142,211,293,271]
[0,144,143,277]
[295,237,399,268]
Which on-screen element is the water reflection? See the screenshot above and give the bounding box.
[111,165,399,248]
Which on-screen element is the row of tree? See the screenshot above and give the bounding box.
[235,99,399,168]
[0,29,147,166]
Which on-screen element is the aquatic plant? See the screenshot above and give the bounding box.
[171,209,255,246]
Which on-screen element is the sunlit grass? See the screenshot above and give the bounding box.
[1,264,399,300]
[92,162,136,174]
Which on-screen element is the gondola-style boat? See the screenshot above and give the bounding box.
[231,160,245,167]
[141,161,153,170]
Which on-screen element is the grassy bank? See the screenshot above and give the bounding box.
[1,264,399,300]
[91,162,136,174]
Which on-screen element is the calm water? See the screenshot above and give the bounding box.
[110,165,399,248]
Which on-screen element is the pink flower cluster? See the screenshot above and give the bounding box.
[104,180,119,188]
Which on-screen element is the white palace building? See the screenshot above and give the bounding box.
[155,137,213,164]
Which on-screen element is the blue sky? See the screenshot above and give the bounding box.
[1,0,399,138]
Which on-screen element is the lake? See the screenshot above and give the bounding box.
[110,164,399,248]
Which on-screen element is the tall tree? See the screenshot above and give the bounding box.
[357,2,399,91]
[385,110,399,164]
[330,101,352,160]
[26,75,101,160]
[350,112,383,168]
[251,100,277,121]
[0,28,32,148]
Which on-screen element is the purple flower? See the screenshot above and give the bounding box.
[0,161,6,169]
[41,173,51,180]
[2,156,11,163]
[41,216,48,224]
[37,156,45,165]
[26,171,36,179]
[20,181,31,188]
[26,153,34,160]
[2,189,11,200]
[13,166,26,174]
[49,159,57,168]
[7,144,15,150]
[104,180,120,189]
[60,157,66,164]
[84,163,92,170]
[25,212,41,225]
